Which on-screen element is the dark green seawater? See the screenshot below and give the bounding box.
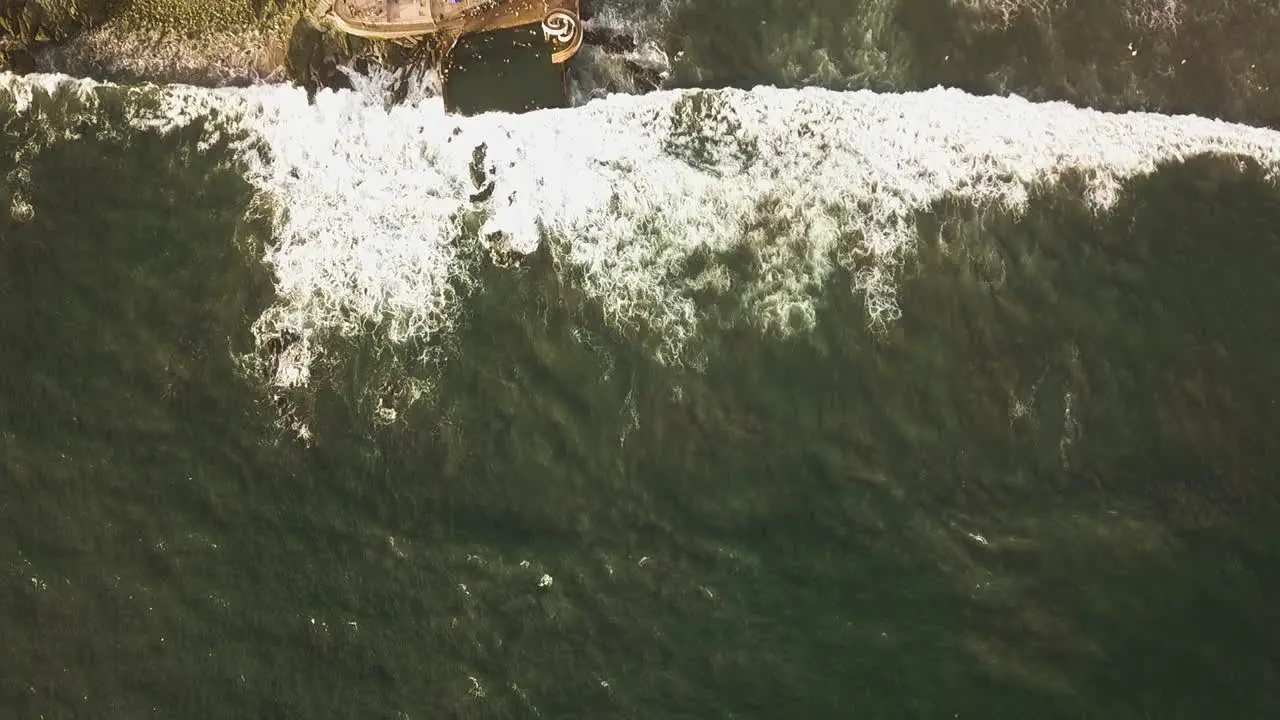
[3,15,1280,719]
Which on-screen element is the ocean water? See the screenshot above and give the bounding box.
[3,6,1280,718]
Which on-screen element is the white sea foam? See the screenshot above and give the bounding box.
[225,77,1280,368]
[0,72,102,113]
[5,71,1280,381]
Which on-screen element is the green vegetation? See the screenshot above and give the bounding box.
[0,0,301,42]
[110,0,303,33]
[0,0,370,88]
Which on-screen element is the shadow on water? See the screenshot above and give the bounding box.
[2,85,1279,716]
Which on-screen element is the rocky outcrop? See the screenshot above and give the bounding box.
[0,0,113,71]
[2,0,300,83]
[0,0,435,95]
[0,0,113,43]
[284,13,366,93]
[284,10,441,98]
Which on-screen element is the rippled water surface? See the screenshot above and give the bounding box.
[2,3,1280,716]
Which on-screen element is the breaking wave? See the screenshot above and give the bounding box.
[224,73,1280,370]
[4,70,1280,398]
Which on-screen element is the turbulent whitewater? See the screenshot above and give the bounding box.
[4,71,1280,391]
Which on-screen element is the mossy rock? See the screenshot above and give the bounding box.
[0,0,117,44]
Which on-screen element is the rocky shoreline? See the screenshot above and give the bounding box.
[0,0,1276,129]
[0,0,418,93]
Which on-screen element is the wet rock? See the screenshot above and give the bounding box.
[0,0,113,64]
[623,58,664,92]
[0,44,36,73]
[469,181,495,203]
[469,143,488,187]
[284,14,356,96]
[468,143,497,202]
[0,0,103,78]
[583,26,635,53]
[0,0,111,43]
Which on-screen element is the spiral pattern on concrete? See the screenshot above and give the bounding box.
[542,9,583,63]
